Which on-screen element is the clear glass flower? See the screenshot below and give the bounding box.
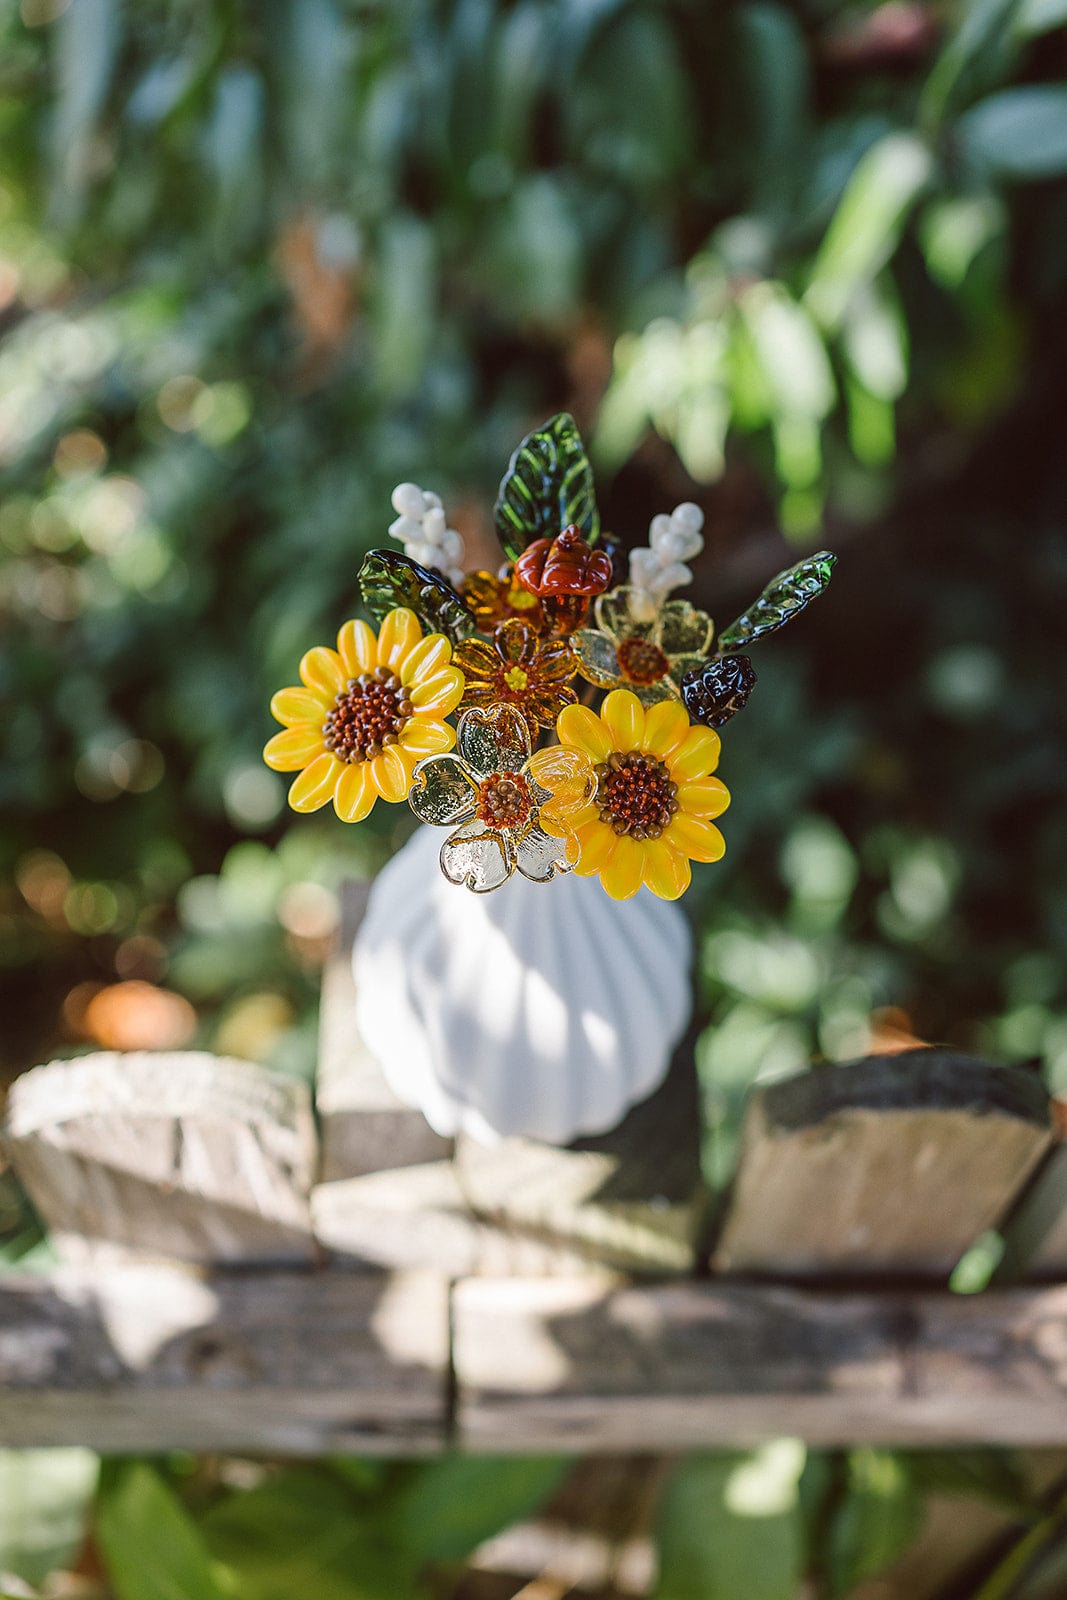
[408,704,592,892]
[570,585,714,706]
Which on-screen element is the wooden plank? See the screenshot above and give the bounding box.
[454,1030,705,1276]
[316,883,451,1184]
[0,1266,449,1453]
[314,881,704,1276]
[3,1052,317,1265]
[453,1278,1067,1451]
[712,1050,1051,1281]
[996,1101,1067,1281]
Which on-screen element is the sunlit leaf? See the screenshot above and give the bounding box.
[494,412,599,562]
[96,1462,225,1600]
[0,1450,98,1587]
[719,552,836,649]
[827,1449,920,1595]
[655,1446,805,1600]
[806,134,932,329]
[358,550,477,642]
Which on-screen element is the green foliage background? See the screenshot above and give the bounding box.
[2,0,1067,1594]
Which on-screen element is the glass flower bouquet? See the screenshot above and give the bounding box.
[263,414,834,1143]
[265,413,834,904]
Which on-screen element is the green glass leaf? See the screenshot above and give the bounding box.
[494,411,600,562]
[718,551,836,650]
[357,550,476,642]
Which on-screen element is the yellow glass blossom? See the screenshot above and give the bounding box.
[263,607,464,821]
[530,689,730,902]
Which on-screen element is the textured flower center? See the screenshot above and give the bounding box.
[503,665,529,692]
[617,636,670,686]
[595,751,678,840]
[322,669,413,763]
[476,771,532,830]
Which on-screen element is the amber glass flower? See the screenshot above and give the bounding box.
[570,585,714,706]
[461,568,546,633]
[263,607,464,821]
[409,705,592,892]
[454,618,578,735]
[530,690,730,901]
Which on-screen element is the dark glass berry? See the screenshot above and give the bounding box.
[681,655,757,728]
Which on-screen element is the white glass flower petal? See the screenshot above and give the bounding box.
[440,818,512,893]
[409,754,478,827]
[457,704,531,776]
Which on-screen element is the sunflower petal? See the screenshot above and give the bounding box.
[676,776,730,819]
[667,814,726,862]
[288,752,343,812]
[400,717,456,756]
[264,726,327,771]
[670,724,722,780]
[641,840,691,900]
[401,633,452,686]
[378,607,423,670]
[572,819,618,876]
[334,762,376,823]
[410,667,465,715]
[601,689,645,750]
[370,743,414,803]
[641,699,691,760]
[270,686,329,727]
[556,704,612,763]
[599,834,644,900]
[337,619,378,676]
[299,646,345,698]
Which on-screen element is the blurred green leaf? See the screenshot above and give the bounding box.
[50,0,121,223]
[0,1450,98,1587]
[827,1449,920,1594]
[380,1456,570,1565]
[202,1471,407,1600]
[655,1445,806,1600]
[959,87,1067,181]
[96,1464,226,1600]
[807,134,932,329]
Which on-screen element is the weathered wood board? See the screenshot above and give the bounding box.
[712,1050,1051,1281]
[3,1052,317,1265]
[997,1101,1067,1281]
[316,882,452,1184]
[452,1278,1067,1451]
[0,1265,448,1453]
[312,882,704,1276]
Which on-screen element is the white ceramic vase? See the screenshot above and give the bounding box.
[352,824,693,1145]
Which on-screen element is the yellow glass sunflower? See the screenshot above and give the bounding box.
[530,689,730,902]
[263,607,464,821]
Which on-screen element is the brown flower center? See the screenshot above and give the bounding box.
[617,636,669,687]
[595,751,678,840]
[323,669,413,763]
[476,771,532,831]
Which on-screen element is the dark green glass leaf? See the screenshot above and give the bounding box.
[718,551,836,649]
[494,411,600,562]
[358,550,476,642]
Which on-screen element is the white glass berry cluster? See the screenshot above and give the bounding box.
[627,502,705,622]
[389,482,466,588]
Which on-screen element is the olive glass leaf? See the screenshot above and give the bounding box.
[358,549,477,642]
[718,551,837,650]
[494,411,600,563]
